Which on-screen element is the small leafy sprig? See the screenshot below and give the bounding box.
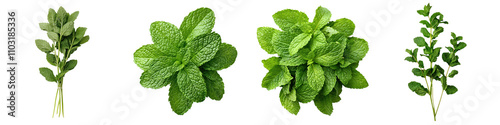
[405,3,466,121]
[133,7,237,115]
[257,6,369,115]
[35,6,89,118]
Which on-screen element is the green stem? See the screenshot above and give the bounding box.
[52,88,59,118]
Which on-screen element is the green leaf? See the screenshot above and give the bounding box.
[272,31,297,57]
[56,7,67,22]
[417,10,428,17]
[280,87,300,115]
[150,21,183,53]
[307,64,325,91]
[297,22,312,33]
[419,20,431,28]
[168,80,193,115]
[63,60,77,72]
[332,18,355,36]
[309,30,327,51]
[61,21,74,36]
[320,66,336,95]
[133,44,167,70]
[139,71,171,89]
[314,42,344,66]
[47,32,59,42]
[289,33,312,55]
[421,28,430,38]
[456,42,467,51]
[47,8,56,25]
[39,23,51,31]
[408,81,428,96]
[405,57,416,62]
[279,53,307,66]
[313,92,334,115]
[79,35,90,44]
[177,62,207,102]
[343,37,369,65]
[68,11,79,22]
[179,7,215,41]
[201,43,237,70]
[418,61,424,68]
[448,70,458,78]
[262,66,293,90]
[312,6,331,30]
[202,70,224,101]
[295,65,318,103]
[445,85,458,95]
[412,68,425,77]
[262,57,280,70]
[35,39,52,53]
[75,27,87,39]
[344,69,368,89]
[187,33,221,66]
[257,27,279,54]
[39,67,56,82]
[272,9,309,31]
[148,56,184,80]
[336,67,352,85]
[46,53,57,66]
[413,37,427,47]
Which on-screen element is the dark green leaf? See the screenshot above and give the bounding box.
[46,53,57,66]
[344,69,368,89]
[313,92,333,115]
[413,37,427,47]
[421,28,430,38]
[63,60,77,72]
[408,81,428,96]
[335,67,352,85]
[39,67,56,82]
[412,68,424,77]
[35,39,52,53]
[79,35,90,44]
[75,27,87,39]
[202,70,224,101]
[448,70,458,78]
[445,85,458,95]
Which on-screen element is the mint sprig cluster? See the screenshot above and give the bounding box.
[134,8,237,115]
[406,3,466,121]
[257,6,369,115]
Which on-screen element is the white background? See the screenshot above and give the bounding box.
[1,0,499,125]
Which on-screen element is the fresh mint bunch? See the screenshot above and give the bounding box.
[257,6,369,115]
[406,3,466,121]
[134,7,237,115]
[35,6,89,118]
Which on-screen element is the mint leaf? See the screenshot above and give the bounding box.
[63,60,77,72]
[39,67,56,82]
[46,53,57,66]
[279,53,307,66]
[202,70,224,101]
[262,57,280,70]
[201,43,237,70]
[169,80,193,115]
[320,66,336,95]
[312,6,332,30]
[262,66,293,90]
[448,70,458,78]
[408,81,428,96]
[335,67,352,85]
[60,21,74,36]
[150,21,183,54]
[47,32,59,42]
[179,8,215,41]
[344,69,368,89]
[187,33,221,66]
[332,18,355,36]
[289,33,312,55]
[313,42,344,66]
[414,37,427,47]
[35,39,52,53]
[257,27,279,54]
[445,85,458,95]
[273,9,309,31]
[67,11,79,22]
[343,37,368,65]
[177,62,207,102]
[272,31,297,57]
[133,44,167,70]
[75,27,87,39]
[140,71,169,89]
[148,57,183,79]
[313,92,333,115]
[309,30,327,51]
[280,87,300,115]
[307,64,325,91]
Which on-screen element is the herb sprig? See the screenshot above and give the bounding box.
[406,3,467,121]
[36,6,89,118]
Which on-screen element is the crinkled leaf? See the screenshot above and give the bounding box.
[344,69,368,89]
[61,21,74,36]
[39,67,56,82]
[262,66,293,90]
[313,92,334,115]
[272,9,309,31]
[202,70,224,101]
[280,87,300,115]
[133,44,168,70]
[307,64,325,91]
[35,39,52,53]
[312,6,331,30]
[63,60,77,72]
[169,80,193,115]
[257,27,279,54]
[448,70,458,78]
[150,21,183,54]
[335,67,352,85]
[179,7,215,41]
[177,62,207,102]
[332,18,355,36]
[289,33,312,55]
[201,43,237,70]
[187,33,221,66]
[408,81,428,96]
[313,42,344,66]
[343,37,368,65]
[262,57,280,70]
[320,66,336,95]
[295,65,318,103]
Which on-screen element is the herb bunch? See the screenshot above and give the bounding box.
[35,7,89,118]
[405,3,466,121]
[257,6,369,115]
[134,7,237,115]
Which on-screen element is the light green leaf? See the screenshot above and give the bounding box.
[313,92,334,115]
[140,71,171,89]
[272,31,299,57]
[79,35,90,45]
[262,66,293,90]
[35,39,52,53]
[47,32,59,42]
[47,8,56,25]
[295,65,318,103]
[201,43,237,70]
[179,7,215,41]
[150,21,183,53]
[39,23,51,31]
[202,70,224,101]
[314,42,344,66]
[279,52,307,66]
[148,56,184,79]
[332,18,355,36]
[257,27,279,54]
[335,67,352,85]
[343,37,369,65]
[75,27,87,39]
[46,53,57,66]
[133,44,168,70]
[177,62,207,102]
[344,69,368,89]
[272,9,309,31]
[320,66,336,95]
[262,57,280,70]
[187,32,221,66]
[414,37,427,47]
[39,67,56,82]
[307,64,325,91]
[68,11,79,22]
[309,30,327,51]
[169,80,193,115]
[312,6,331,30]
[280,87,300,115]
[289,33,312,56]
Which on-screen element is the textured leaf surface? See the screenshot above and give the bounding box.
[295,65,318,103]
[344,69,368,89]
[343,37,369,65]
[177,62,207,102]
[257,27,279,54]
[150,21,183,54]
[201,43,237,70]
[312,6,332,30]
[314,92,333,115]
[409,81,428,96]
[262,66,293,90]
[280,87,300,115]
[262,57,280,70]
[39,67,56,82]
[169,80,193,115]
[202,70,224,101]
[187,33,221,66]
[320,66,336,95]
[289,33,312,56]
[133,44,168,70]
[180,8,215,41]
[307,64,325,91]
[35,39,52,53]
[273,9,309,31]
[332,18,355,36]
